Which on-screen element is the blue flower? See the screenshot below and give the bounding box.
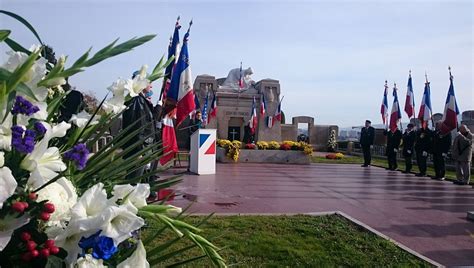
[64,143,89,170]
[34,121,47,136]
[79,231,117,260]
[11,96,39,116]
[11,125,35,153]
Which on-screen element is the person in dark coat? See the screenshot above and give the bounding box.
[402,123,416,173]
[431,122,452,180]
[122,71,156,180]
[359,120,375,167]
[414,127,432,177]
[384,128,402,170]
[58,79,85,123]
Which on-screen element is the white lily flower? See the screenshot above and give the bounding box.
[70,111,100,128]
[37,177,77,227]
[54,222,89,265]
[166,205,183,217]
[0,113,13,151]
[125,65,150,97]
[112,183,150,209]
[0,166,17,209]
[103,96,126,114]
[0,214,29,251]
[0,151,4,167]
[117,240,150,268]
[76,254,107,268]
[21,122,70,189]
[2,49,49,102]
[100,203,145,245]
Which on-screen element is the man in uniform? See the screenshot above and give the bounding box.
[360,120,375,167]
[402,123,416,173]
[415,127,432,177]
[432,122,452,180]
[384,128,402,170]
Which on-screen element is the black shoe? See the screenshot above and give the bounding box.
[361,164,368,167]
[415,173,425,177]
[454,180,468,185]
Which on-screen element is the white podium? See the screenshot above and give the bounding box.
[189,129,216,175]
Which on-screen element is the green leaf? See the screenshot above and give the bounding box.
[71,47,92,67]
[0,10,43,44]
[5,38,30,54]
[0,29,11,42]
[0,68,40,102]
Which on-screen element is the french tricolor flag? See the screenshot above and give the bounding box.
[166,22,195,127]
[260,94,266,117]
[389,84,402,133]
[380,81,389,126]
[404,72,415,118]
[418,78,433,129]
[249,96,258,134]
[209,93,217,119]
[160,17,181,102]
[274,98,282,123]
[439,68,460,135]
[159,114,178,166]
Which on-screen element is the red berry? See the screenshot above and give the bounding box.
[21,252,32,262]
[49,246,60,255]
[12,202,25,213]
[21,202,29,209]
[39,248,50,258]
[28,193,38,201]
[20,232,31,241]
[30,249,39,258]
[26,240,37,251]
[39,212,50,221]
[43,203,55,213]
[44,239,55,249]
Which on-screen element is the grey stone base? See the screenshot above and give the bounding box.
[216,147,310,164]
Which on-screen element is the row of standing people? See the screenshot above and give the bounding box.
[360,120,472,184]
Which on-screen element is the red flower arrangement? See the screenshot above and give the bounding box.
[280,143,291,150]
[245,143,257,149]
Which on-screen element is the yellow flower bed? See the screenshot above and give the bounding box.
[256,141,269,150]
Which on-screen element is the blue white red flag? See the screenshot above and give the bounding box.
[389,84,402,133]
[160,17,181,102]
[404,72,415,118]
[260,94,266,117]
[238,62,243,90]
[249,96,258,134]
[166,22,196,126]
[418,77,433,129]
[439,68,460,134]
[380,81,389,126]
[189,93,200,119]
[266,116,273,128]
[209,93,217,120]
[273,98,282,124]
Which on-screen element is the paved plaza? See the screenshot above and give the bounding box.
[168,163,474,266]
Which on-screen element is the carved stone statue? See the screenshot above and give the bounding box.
[221,67,255,90]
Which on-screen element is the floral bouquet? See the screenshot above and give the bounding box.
[0,11,225,267]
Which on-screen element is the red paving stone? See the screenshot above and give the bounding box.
[166,163,474,266]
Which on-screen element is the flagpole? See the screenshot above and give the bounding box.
[395,82,403,132]
[410,70,415,122]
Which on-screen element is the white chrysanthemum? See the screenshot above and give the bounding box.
[0,166,17,210]
[112,183,150,209]
[117,240,150,268]
[37,177,77,227]
[70,110,100,128]
[76,254,107,268]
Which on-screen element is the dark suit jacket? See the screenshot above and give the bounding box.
[360,126,375,146]
[402,130,416,156]
[384,129,402,155]
[432,131,452,154]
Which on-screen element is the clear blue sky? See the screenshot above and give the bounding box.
[1,0,472,127]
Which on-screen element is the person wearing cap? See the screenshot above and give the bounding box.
[360,120,375,167]
[431,121,452,180]
[402,123,416,173]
